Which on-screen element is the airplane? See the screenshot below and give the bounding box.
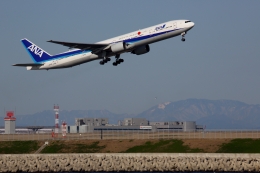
[13,20,195,70]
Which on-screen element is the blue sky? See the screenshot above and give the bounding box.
[1,1,260,115]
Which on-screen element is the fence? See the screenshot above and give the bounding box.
[1,129,260,141]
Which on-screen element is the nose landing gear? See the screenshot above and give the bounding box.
[181,32,186,42]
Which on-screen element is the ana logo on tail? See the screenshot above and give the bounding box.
[27,44,44,58]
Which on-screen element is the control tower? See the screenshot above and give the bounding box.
[4,111,16,134]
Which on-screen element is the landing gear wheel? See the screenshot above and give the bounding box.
[182,38,185,42]
[113,54,123,66]
[100,61,104,65]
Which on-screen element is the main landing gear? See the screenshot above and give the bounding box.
[99,57,111,65]
[181,32,186,42]
[112,54,124,66]
[99,51,111,65]
[99,53,124,66]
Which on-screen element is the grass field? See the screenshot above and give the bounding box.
[13,140,202,153]
[0,141,41,154]
[125,140,202,153]
[41,141,106,153]
[217,139,260,153]
[0,139,259,154]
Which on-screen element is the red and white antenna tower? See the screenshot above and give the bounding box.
[53,104,59,135]
[62,121,67,137]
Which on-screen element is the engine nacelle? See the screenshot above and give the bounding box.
[132,45,150,55]
[111,42,126,53]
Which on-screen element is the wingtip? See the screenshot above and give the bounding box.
[12,64,20,66]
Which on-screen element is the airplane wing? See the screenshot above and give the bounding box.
[13,63,43,67]
[47,40,110,53]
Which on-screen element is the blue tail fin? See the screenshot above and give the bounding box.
[21,38,53,63]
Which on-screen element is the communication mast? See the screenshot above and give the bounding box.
[62,121,67,137]
[53,105,59,135]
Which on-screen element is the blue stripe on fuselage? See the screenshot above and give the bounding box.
[38,50,91,63]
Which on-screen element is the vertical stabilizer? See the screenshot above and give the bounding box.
[21,38,53,63]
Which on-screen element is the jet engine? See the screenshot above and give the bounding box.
[131,45,150,55]
[111,42,126,53]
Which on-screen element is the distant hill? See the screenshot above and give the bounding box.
[1,99,260,129]
[137,99,260,129]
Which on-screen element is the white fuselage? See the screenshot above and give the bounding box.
[31,20,194,70]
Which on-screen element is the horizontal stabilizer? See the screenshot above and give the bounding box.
[13,63,43,67]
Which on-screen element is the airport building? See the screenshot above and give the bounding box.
[123,118,149,126]
[75,118,109,126]
[150,121,204,131]
[67,118,204,133]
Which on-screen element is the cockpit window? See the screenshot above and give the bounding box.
[185,21,191,23]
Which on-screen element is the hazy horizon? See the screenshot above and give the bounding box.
[5,98,260,116]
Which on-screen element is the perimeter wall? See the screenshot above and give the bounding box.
[1,153,260,172]
[1,130,260,141]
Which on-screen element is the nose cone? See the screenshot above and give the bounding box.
[189,22,195,28]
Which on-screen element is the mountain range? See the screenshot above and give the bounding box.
[1,99,260,129]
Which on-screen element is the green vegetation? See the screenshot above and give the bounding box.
[41,141,105,153]
[3,139,260,154]
[124,140,203,153]
[41,141,65,153]
[0,141,39,154]
[74,142,105,153]
[217,139,260,153]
